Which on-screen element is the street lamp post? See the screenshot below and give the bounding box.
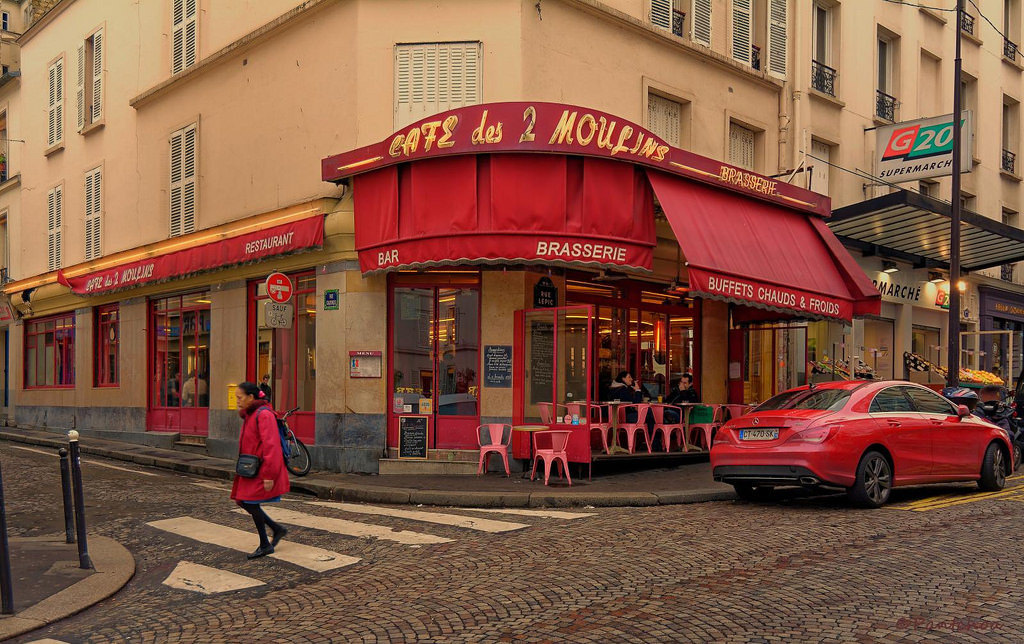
[947,0,964,388]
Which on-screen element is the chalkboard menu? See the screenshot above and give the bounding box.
[484,345,513,388]
[529,321,554,404]
[398,415,430,459]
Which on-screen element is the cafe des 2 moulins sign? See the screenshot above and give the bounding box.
[875,112,974,183]
[321,102,830,217]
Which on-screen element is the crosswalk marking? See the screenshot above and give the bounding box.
[307,502,530,533]
[191,481,231,492]
[163,561,264,594]
[4,444,159,476]
[147,517,360,572]
[232,507,452,545]
[459,508,596,520]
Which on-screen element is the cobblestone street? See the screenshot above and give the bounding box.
[5,442,1024,643]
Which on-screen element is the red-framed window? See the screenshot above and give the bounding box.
[24,312,76,388]
[94,304,119,386]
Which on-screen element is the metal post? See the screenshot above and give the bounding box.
[947,0,965,388]
[67,431,92,569]
[59,448,75,544]
[0,461,14,614]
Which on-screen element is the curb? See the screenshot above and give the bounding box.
[0,430,737,508]
[0,535,135,641]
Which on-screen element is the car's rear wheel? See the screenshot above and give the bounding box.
[979,443,1008,491]
[847,450,892,508]
[733,483,774,501]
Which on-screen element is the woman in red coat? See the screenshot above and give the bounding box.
[231,381,290,559]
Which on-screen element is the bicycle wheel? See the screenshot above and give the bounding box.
[286,433,312,476]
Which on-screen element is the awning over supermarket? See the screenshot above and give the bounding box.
[829,190,1024,271]
[647,171,881,321]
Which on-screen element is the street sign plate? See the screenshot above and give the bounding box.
[265,272,293,303]
[264,301,293,328]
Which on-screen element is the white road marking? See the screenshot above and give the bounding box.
[146,517,360,572]
[24,640,71,644]
[307,502,529,533]
[4,444,159,476]
[458,508,597,520]
[162,560,264,594]
[233,507,452,545]
[191,482,231,492]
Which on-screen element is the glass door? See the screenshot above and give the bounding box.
[390,284,480,450]
[148,292,211,435]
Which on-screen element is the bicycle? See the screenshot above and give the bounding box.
[279,407,312,477]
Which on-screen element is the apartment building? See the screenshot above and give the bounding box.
[0,0,888,472]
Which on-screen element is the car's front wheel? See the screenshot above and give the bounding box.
[847,450,892,508]
[979,442,1008,491]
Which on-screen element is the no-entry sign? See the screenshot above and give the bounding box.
[265,272,293,303]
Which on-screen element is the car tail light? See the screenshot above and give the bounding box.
[712,428,731,445]
[790,426,838,443]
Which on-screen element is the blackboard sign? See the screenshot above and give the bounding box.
[533,277,558,308]
[529,321,554,404]
[484,345,514,388]
[398,415,430,459]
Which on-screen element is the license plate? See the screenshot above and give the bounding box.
[739,429,779,441]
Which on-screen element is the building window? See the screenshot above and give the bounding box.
[169,123,197,237]
[960,193,976,212]
[77,29,104,131]
[811,3,835,95]
[0,108,8,182]
[172,0,197,74]
[691,0,712,47]
[85,166,102,259]
[732,0,753,65]
[0,212,9,284]
[876,34,897,121]
[810,139,832,196]
[918,180,938,197]
[1,12,9,32]
[394,42,482,130]
[95,304,119,386]
[1005,0,1020,61]
[1003,97,1019,174]
[151,293,210,410]
[648,93,683,147]
[651,0,686,37]
[47,57,64,148]
[729,122,756,170]
[47,184,63,270]
[25,313,76,388]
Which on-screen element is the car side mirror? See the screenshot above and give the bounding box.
[957,405,971,418]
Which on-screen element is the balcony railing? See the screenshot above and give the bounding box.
[876,90,897,121]
[1002,263,1015,282]
[1005,38,1019,61]
[672,10,685,37]
[1003,149,1017,174]
[961,12,975,36]
[811,60,837,96]
[752,45,761,71]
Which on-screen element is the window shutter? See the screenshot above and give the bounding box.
[651,0,672,29]
[169,129,183,237]
[732,0,752,65]
[55,59,63,145]
[47,186,63,271]
[85,168,102,260]
[76,45,85,131]
[691,0,712,47]
[395,43,481,129]
[91,30,103,122]
[768,0,788,77]
[47,61,63,147]
[184,0,197,70]
[171,0,196,74]
[648,94,681,147]
[729,124,755,170]
[810,140,830,196]
[182,125,196,234]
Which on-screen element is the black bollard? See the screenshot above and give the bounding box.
[67,432,92,569]
[0,460,13,614]
[59,448,75,544]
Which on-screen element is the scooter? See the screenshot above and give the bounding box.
[984,401,1024,472]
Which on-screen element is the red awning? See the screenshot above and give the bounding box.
[647,171,879,321]
[57,216,324,295]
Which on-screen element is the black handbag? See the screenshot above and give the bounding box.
[236,454,262,478]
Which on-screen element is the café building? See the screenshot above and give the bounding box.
[321,101,880,464]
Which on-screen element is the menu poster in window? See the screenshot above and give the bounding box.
[529,321,554,404]
[484,345,513,388]
[398,415,430,459]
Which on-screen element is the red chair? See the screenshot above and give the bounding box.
[723,404,754,422]
[531,430,573,486]
[476,424,512,476]
[616,404,652,454]
[650,404,687,452]
[689,405,726,451]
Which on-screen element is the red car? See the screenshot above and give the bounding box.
[711,380,1012,508]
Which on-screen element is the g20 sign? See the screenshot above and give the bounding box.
[875,112,973,182]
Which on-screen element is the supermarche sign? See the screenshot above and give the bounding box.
[875,112,973,182]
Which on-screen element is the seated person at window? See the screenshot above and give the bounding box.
[663,374,699,423]
[181,370,209,407]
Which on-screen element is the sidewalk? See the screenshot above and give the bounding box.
[0,535,135,641]
[0,426,737,508]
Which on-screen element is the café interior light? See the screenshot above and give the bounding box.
[882,261,899,273]
[928,271,945,284]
